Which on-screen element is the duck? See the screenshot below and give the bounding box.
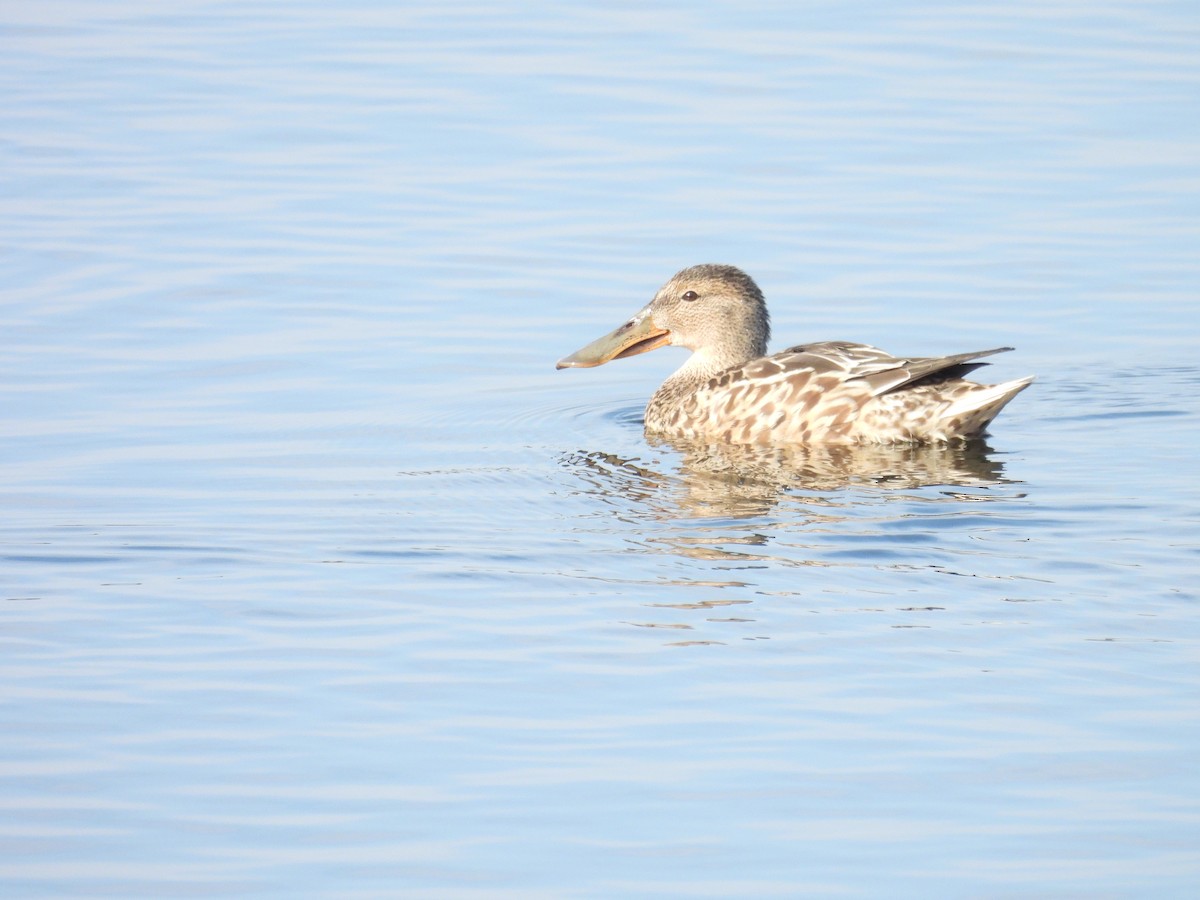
[556,264,1033,444]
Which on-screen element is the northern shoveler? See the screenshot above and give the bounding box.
[556,264,1033,444]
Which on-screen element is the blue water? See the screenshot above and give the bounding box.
[3,2,1199,897]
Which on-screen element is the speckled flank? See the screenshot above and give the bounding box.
[569,265,1033,444]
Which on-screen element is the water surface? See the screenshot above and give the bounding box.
[2,1,1199,897]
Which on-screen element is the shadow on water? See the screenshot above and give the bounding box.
[562,435,1022,520]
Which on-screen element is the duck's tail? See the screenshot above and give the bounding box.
[942,376,1035,437]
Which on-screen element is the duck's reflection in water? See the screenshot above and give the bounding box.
[560,436,1024,643]
[564,435,1018,520]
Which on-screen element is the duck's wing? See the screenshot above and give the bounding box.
[684,343,1021,443]
[774,342,1014,396]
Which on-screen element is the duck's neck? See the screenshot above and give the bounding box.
[672,345,748,385]
[647,344,761,424]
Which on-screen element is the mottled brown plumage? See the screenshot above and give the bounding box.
[557,265,1033,444]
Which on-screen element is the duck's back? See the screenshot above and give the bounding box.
[646,342,1033,444]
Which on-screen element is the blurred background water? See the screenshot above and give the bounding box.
[2,1,1199,897]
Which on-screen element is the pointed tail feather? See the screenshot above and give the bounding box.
[942,376,1034,436]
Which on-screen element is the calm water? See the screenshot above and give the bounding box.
[3,1,1199,897]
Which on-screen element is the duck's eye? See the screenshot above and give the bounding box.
[681,290,699,302]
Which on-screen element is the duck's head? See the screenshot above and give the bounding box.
[556,264,771,370]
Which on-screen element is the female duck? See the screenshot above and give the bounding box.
[557,264,1032,444]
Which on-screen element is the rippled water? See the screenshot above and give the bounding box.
[3,2,1199,897]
